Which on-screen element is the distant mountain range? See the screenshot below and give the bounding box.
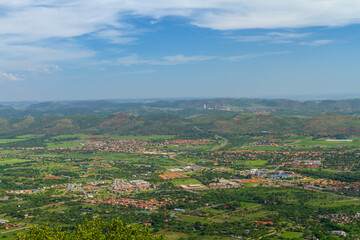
[0,112,360,138]
[0,98,360,117]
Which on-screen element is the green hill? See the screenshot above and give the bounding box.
[0,113,360,137]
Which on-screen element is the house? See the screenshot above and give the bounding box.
[140,211,152,215]
[332,231,346,237]
[0,196,10,201]
[174,208,186,213]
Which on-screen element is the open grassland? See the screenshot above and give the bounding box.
[171,178,201,185]
[241,145,285,151]
[280,231,303,239]
[51,134,89,139]
[46,140,83,148]
[236,135,360,151]
[0,158,33,165]
[288,137,360,148]
[109,135,175,140]
[0,138,26,144]
[16,134,45,139]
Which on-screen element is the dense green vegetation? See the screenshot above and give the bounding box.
[18,218,164,240]
[1,112,360,137]
[3,98,360,117]
[0,103,359,239]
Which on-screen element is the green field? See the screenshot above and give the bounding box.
[51,134,89,139]
[0,158,33,165]
[0,139,26,144]
[46,140,83,148]
[241,145,285,151]
[171,178,201,185]
[280,231,303,239]
[287,137,360,148]
[16,134,45,139]
[109,135,175,140]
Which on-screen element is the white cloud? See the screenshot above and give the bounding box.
[93,30,137,44]
[0,39,94,71]
[228,32,311,43]
[111,52,289,66]
[222,51,290,61]
[161,55,215,65]
[28,65,63,74]
[0,72,22,82]
[0,0,358,72]
[189,0,360,30]
[1,1,360,41]
[300,39,334,46]
[115,54,214,66]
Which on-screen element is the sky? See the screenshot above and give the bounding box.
[0,0,359,101]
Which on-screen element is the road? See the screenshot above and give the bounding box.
[0,226,31,234]
[193,126,228,151]
[212,134,228,151]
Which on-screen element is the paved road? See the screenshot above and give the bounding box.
[193,126,228,151]
[212,134,228,151]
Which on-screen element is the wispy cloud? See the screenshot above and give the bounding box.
[110,51,289,66]
[1,1,359,39]
[92,29,138,44]
[0,72,22,82]
[28,65,63,74]
[227,32,310,44]
[115,54,214,66]
[300,39,334,46]
[222,51,290,61]
[0,0,357,73]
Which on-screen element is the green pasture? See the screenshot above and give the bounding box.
[288,137,360,148]
[171,178,201,185]
[234,160,268,168]
[109,135,175,140]
[311,199,360,208]
[0,158,32,165]
[241,145,284,151]
[16,134,45,139]
[0,138,26,144]
[51,134,89,139]
[178,215,214,224]
[280,231,303,239]
[46,141,83,148]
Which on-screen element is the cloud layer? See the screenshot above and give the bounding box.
[2,0,360,39]
[0,0,359,74]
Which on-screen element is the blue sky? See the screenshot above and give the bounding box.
[0,0,359,101]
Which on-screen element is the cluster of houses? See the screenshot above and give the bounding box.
[167,165,202,172]
[289,160,322,168]
[239,169,297,179]
[318,213,360,224]
[302,179,360,194]
[209,179,240,189]
[200,149,358,172]
[111,179,151,194]
[180,179,241,191]
[50,138,214,154]
[4,186,51,195]
[84,197,169,210]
